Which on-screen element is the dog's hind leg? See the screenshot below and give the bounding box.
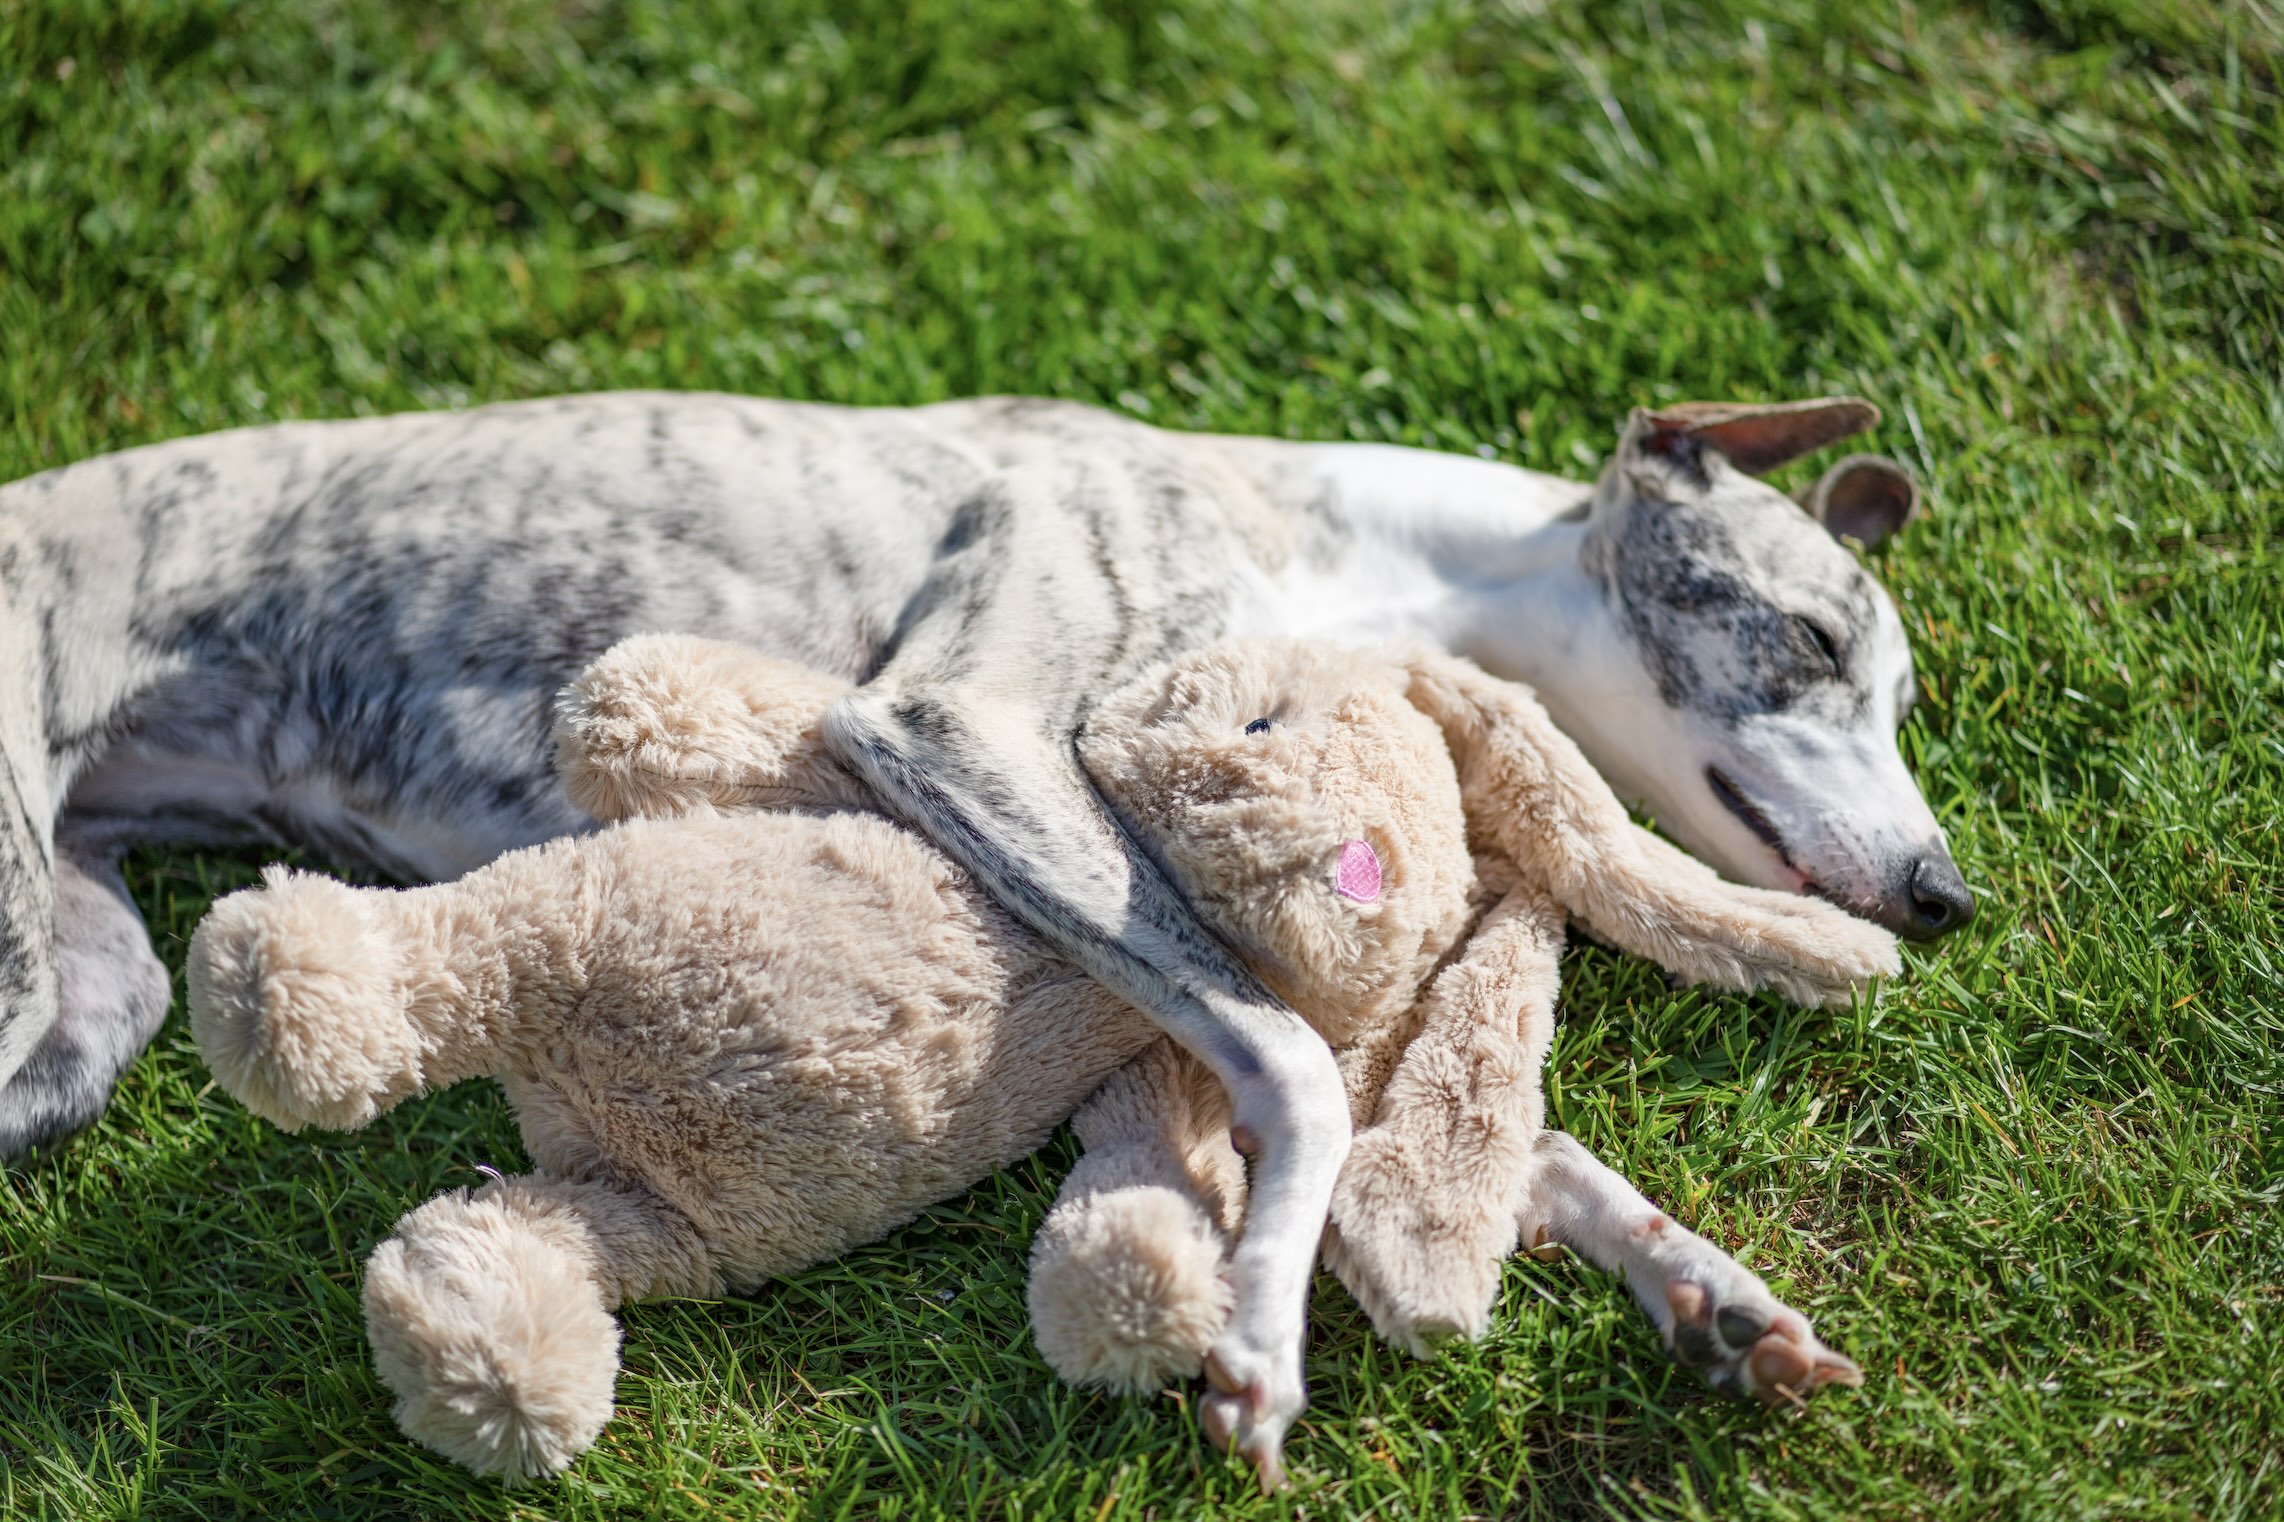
[827,680,1346,1490]
[1516,1131,1863,1405]
[2,474,189,1155]
[0,591,63,1148]
[0,840,172,1156]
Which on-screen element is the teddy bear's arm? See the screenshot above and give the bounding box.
[1320,879,1567,1354]
[552,634,874,821]
[1027,1039,1244,1395]
[1400,648,1900,1008]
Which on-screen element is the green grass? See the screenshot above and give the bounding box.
[3,0,2281,1516]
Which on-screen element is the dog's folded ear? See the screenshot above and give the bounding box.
[1639,397,1880,476]
[1792,452,1920,549]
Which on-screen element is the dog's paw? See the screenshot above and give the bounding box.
[1628,1226,1862,1405]
[1199,1339,1304,1493]
[0,1028,121,1160]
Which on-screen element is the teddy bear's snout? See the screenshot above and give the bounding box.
[1334,839,1382,903]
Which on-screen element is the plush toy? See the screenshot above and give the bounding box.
[187,634,1891,1480]
[1026,648,1880,1432]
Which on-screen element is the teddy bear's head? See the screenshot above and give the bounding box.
[1078,640,1480,1045]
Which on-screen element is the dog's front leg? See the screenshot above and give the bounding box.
[1517,1131,1863,1405]
[826,680,1345,1490]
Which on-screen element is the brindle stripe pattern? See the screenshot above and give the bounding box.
[0,392,1283,1148]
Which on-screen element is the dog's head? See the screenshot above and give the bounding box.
[1550,399,1972,941]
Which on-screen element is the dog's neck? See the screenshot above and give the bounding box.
[1375,490,1645,780]
[1232,438,1616,682]
[1443,526,1617,691]
[1223,436,1652,797]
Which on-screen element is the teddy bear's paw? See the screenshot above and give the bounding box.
[1760,910,1903,1008]
[556,633,855,820]
[1713,892,1903,1008]
[1326,1221,1499,1358]
[188,868,420,1132]
[365,1199,622,1479]
[1629,1231,1863,1407]
[1028,1184,1231,1394]
[1628,874,1902,1009]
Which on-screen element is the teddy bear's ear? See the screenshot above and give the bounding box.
[1395,647,1599,875]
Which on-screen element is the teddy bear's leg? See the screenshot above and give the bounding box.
[1027,1039,1246,1394]
[191,867,441,1132]
[553,633,873,822]
[190,857,556,1133]
[365,1171,719,1479]
[1515,1130,1863,1405]
[1323,883,1566,1355]
[1568,822,1905,1010]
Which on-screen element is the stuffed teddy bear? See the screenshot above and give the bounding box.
[1026,647,1878,1443]
[187,634,1892,1481]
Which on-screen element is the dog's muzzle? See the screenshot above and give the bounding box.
[1883,848,1975,941]
[1708,767,1975,941]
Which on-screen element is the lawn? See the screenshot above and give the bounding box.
[2,0,2280,1517]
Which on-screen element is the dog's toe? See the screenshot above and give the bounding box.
[1681,1276,1856,1404]
[1200,1343,1299,1492]
[1654,1264,1859,1408]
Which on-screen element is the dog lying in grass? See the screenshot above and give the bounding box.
[186,633,1885,1482]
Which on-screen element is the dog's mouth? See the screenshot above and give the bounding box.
[1705,766,1810,887]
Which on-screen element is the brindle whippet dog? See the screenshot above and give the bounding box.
[0,392,1971,1481]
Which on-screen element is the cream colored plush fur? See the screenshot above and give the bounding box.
[1026,650,1892,1401]
[188,633,1893,1478]
[1032,639,1891,1398]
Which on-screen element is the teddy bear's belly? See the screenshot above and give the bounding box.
[500,810,1162,1287]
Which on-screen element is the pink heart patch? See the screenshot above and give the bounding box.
[1334,839,1382,903]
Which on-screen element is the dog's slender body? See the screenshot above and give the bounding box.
[0,390,1970,1477]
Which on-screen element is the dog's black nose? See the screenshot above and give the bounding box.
[1902,852,1975,941]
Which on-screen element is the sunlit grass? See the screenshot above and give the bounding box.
[2,1,2279,1517]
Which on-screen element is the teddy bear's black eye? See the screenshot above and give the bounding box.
[1245,717,1273,736]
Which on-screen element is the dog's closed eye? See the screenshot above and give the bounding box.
[1793,615,1844,678]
